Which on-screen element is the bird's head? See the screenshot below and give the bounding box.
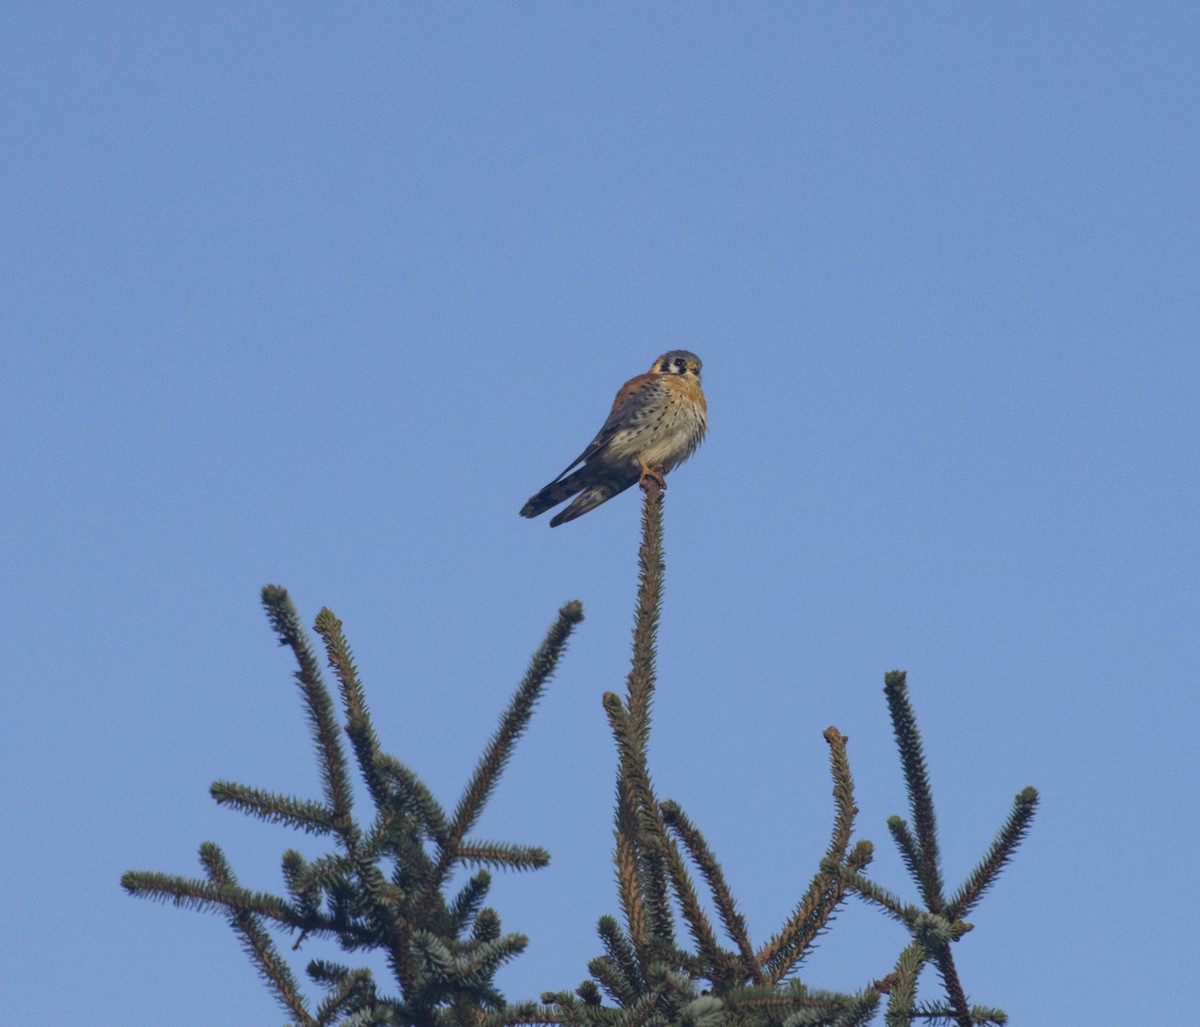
[653,350,702,379]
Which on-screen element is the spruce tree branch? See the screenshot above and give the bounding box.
[411,929,456,983]
[198,842,316,1025]
[947,788,1039,920]
[484,1001,569,1027]
[634,799,675,950]
[627,472,665,751]
[400,601,581,949]
[759,985,877,1027]
[721,982,807,1012]
[660,799,761,985]
[484,1003,568,1027]
[457,934,530,978]
[278,853,380,951]
[885,941,927,1027]
[846,838,874,874]
[910,1002,1007,1025]
[130,586,579,1024]
[887,817,925,893]
[287,851,354,903]
[614,987,663,1027]
[654,962,703,1003]
[575,980,605,1006]
[449,872,492,933]
[883,671,945,912]
[121,868,299,927]
[963,1006,1008,1025]
[281,850,326,924]
[341,831,413,985]
[284,910,378,953]
[290,810,410,987]
[604,692,675,952]
[538,990,582,1021]
[756,728,862,982]
[655,811,727,982]
[261,585,354,827]
[377,753,451,843]
[209,781,337,835]
[757,868,844,984]
[832,987,885,1027]
[839,1004,883,1027]
[589,954,637,1007]
[359,804,434,891]
[306,957,355,985]
[473,906,503,943]
[930,946,973,1027]
[823,726,858,863]
[612,799,648,955]
[732,978,881,1025]
[438,601,583,874]
[624,979,681,1027]
[597,914,645,999]
[600,478,676,966]
[313,607,391,811]
[458,840,551,872]
[312,967,374,1026]
[841,870,920,928]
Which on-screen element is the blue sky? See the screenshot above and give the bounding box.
[2,4,1196,1023]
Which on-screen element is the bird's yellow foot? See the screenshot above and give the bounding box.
[639,461,667,489]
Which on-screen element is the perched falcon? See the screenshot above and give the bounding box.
[520,350,707,527]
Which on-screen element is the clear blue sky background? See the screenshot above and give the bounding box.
[3,4,1196,1024]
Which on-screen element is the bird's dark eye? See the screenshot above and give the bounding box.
[673,358,685,369]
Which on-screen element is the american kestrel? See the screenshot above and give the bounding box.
[520,351,707,527]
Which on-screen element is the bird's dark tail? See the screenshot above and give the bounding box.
[520,468,591,520]
[548,478,635,527]
[520,469,637,526]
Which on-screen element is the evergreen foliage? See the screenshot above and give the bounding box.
[124,479,1038,1026]
[122,587,584,1026]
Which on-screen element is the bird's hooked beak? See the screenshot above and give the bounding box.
[686,360,699,373]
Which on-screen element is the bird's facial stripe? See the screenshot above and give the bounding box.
[656,351,702,376]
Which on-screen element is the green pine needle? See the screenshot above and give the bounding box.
[884,671,945,912]
[261,586,353,826]
[948,788,1039,920]
[126,587,580,1023]
[210,781,337,835]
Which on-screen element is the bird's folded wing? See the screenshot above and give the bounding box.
[547,372,663,482]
